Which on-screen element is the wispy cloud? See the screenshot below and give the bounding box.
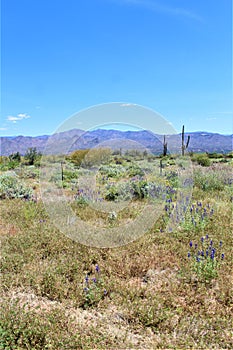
[7,113,31,123]
[0,127,8,131]
[113,0,203,22]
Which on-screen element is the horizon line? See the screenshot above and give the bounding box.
[1,128,232,138]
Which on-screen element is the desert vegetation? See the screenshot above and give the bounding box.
[0,146,232,349]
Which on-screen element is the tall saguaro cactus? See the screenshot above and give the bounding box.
[181,125,190,156]
[163,135,168,156]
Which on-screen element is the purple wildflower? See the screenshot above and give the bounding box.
[189,241,193,248]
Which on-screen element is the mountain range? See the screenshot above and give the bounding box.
[0,129,232,156]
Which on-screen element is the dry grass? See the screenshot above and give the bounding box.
[0,160,233,349]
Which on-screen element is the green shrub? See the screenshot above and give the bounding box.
[0,173,33,200]
[24,147,42,166]
[127,164,144,177]
[195,155,211,167]
[194,171,224,191]
[99,164,126,178]
[0,301,48,349]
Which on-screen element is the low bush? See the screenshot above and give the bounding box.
[0,173,33,200]
[194,155,211,167]
[194,170,224,191]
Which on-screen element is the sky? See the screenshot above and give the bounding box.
[1,0,232,136]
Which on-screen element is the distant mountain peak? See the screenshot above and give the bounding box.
[0,129,232,156]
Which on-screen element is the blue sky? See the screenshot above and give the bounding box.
[1,0,232,136]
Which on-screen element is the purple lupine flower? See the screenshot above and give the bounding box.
[92,278,97,283]
[104,289,107,296]
[210,240,213,246]
[201,237,204,243]
[206,234,209,239]
[95,265,100,273]
[84,287,89,292]
[188,252,191,258]
[201,251,204,257]
[206,250,209,257]
[219,241,223,247]
[195,243,198,249]
[210,251,215,260]
[189,241,193,248]
[196,257,201,262]
[221,253,225,260]
[85,275,89,284]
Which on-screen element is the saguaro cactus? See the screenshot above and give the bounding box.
[181,125,190,156]
[163,135,168,156]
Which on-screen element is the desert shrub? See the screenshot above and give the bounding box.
[130,180,149,199]
[82,148,111,167]
[194,170,224,191]
[69,148,111,168]
[127,164,144,177]
[24,147,42,166]
[62,169,78,181]
[9,152,21,162]
[20,167,39,179]
[0,173,33,200]
[99,164,126,178]
[195,155,211,167]
[165,171,179,188]
[0,301,48,349]
[226,152,233,159]
[68,149,89,167]
[104,180,163,201]
[104,185,119,201]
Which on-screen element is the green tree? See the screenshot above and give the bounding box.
[9,152,21,162]
[24,147,41,165]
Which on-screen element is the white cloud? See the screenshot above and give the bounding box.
[7,113,31,123]
[17,113,30,118]
[0,127,8,131]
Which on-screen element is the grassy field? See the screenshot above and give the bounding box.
[0,151,232,349]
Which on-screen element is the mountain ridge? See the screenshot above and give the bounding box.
[0,129,232,156]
